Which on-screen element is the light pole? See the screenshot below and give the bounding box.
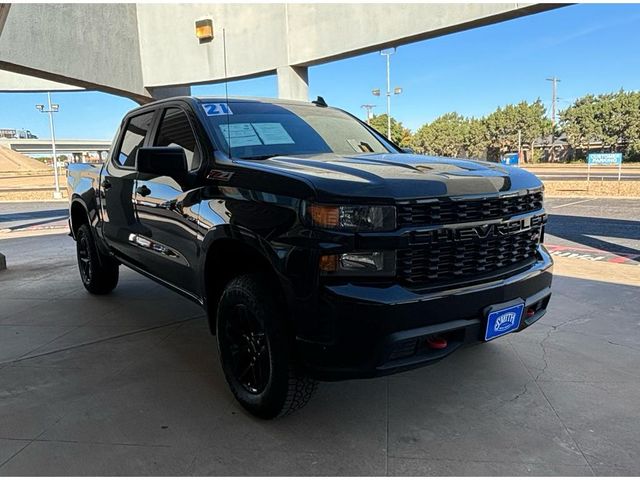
[36,93,61,199]
[373,48,402,140]
[545,77,561,128]
[546,77,560,162]
[361,104,376,124]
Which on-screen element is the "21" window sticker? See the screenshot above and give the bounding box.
[202,103,233,116]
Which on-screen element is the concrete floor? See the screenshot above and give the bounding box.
[1,233,639,475]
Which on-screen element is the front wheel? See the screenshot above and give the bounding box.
[216,273,317,419]
[76,224,119,294]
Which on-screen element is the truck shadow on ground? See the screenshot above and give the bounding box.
[546,214,640,257]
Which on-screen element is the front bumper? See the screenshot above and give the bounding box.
[296,246,553,380]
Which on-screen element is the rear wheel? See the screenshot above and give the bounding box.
[216,273,317,419]
[76,224,119,294]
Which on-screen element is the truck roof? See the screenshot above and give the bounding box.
[196,96,319,107]
[132,95,323,111]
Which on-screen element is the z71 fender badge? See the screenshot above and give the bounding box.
[207,169,234,181]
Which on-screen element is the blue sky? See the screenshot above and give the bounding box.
[1,3,639,139]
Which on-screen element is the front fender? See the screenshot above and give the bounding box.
[198,223,286,288]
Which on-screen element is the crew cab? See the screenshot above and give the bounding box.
[67,96,553,418]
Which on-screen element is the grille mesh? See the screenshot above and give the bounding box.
[397,225,542,286]
[397,191,543,227]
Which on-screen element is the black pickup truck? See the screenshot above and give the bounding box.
[67,96,552,418]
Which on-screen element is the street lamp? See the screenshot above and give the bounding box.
[36,93,61,199]
[372,48,403,140]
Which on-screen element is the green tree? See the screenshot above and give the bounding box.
[368,114,412,147]
[484,99,552,162]
[411,112,469,157]
[561,90,640,160]
[410,114,489,160]
[463,117,489,160]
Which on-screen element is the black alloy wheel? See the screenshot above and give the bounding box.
[75,224,119,294]
[224,303,271,394]
[77,232,92,285]
[216,273,317,419]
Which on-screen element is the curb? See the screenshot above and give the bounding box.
[546,195,640,200]
[0,199,69,204]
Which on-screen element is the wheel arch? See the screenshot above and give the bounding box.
[201,227,288,335]
[69,196,91,239]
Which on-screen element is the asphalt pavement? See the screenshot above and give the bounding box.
[0,202,68,232]
[544,197,640,264]
[535,173,640,181]
[524,166,640,182]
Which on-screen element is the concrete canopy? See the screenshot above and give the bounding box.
[0,3,562,103]
[0,70,83,92]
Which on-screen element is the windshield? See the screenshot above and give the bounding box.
[201,101,393,159]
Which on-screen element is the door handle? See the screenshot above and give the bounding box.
[136,185,151,197]
[101,179,112,190]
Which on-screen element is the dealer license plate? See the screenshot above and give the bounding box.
[485,303,524,341]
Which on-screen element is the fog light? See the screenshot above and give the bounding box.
[340,252,385,272]
[319,251,396,276]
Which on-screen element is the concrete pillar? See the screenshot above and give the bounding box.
[146,85,191,100]
[277,66,308,101]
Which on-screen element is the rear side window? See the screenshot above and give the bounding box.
[116,111,154,168]
[154,108,201,171]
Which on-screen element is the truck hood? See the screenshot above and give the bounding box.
[234,153,542,202]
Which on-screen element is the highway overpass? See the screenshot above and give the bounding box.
[0,3,563,102]
[0,138,111,156]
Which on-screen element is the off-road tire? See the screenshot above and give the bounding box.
[216,273,317,419]
[76,224,119,294]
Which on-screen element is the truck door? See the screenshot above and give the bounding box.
[132,106,202,296]
[101,110,156,266]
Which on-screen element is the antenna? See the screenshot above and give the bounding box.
[223,27,231,159]
[312,96,328,107]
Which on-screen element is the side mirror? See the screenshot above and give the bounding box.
[401,147,415,154]
[136,147,187,177]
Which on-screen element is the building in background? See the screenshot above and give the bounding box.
[0,128,37,139]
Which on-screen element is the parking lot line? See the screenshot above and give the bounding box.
[550,199,594,209]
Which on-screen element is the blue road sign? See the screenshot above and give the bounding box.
[588,153,622,165]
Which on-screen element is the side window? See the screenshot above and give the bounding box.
[154,108,201,170]
[116,111,154,168]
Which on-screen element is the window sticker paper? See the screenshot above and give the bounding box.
[219,123,263,148]
[252,123,295,145]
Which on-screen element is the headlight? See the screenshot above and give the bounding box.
[305,203,396,232]
[319,251,396,277]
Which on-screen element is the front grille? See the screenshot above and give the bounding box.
[397,227,541,286]
[397,191,543,227]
